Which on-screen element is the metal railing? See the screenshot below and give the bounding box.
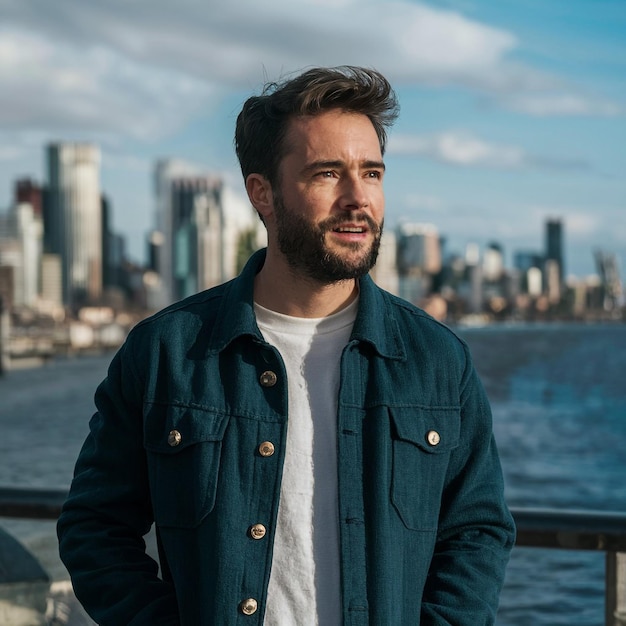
[1,487,625,624]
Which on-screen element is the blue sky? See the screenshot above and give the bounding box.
[0,0,624,277]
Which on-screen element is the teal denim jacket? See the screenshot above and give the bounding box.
[58,249,515,625]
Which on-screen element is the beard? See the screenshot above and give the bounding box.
[273,192,383,284]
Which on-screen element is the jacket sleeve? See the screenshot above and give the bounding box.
[421,342,516,625]
[57,337,180,626]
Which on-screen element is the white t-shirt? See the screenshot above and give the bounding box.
[255,297,358,625]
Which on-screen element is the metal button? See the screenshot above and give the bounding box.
[258,441,275,457]
[249,523,267,540]
[427,430,441,446]
[240,598,258,616]
[259,370,277,387]
[168,430,182,447]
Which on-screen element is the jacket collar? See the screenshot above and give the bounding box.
[206,248,405,360]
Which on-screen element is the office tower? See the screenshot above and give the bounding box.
[101,194,113,289]
[527,267,543,297]
[513,251,543,274]
[514,250,544,296]
[545,218,564,284]
[147,230,164,273]
[0,202,43,308]
[15,179,43,218]
[40,254,63,309]
[12,203,43,307]
[154,159,196,302]
[544,259,561,304]
[46,143,103,308]
[396,223,442,303]
[369,230,399,295]
[0,213,18,311]
[396,223,442,274]
[154,160,260,303]
[483,242,504,282]
[594,250,623,311]
[171,176,224,301]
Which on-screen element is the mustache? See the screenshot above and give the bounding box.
[319,213,382,234]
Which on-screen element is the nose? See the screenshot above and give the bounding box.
[339,174,369,211]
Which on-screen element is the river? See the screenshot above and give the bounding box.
[1,323,625,625]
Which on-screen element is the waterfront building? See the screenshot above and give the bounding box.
[146,230,164,274]
[544,259,561,304]
[467,261,483,314]
[594,250,623,312]
[545,218,564,285]
[45,143,103,308]
[370,230,399,295]
[12,203,43,308]
[527,266,543,297]
[154,160,261,303]
[483,242,504,283]
[396,223,441,304]
[171,176,224,301]
[0,202,43,308]
[154,159,198,303]
[0,241,18,312]
[40,254,63,311]
[15,179,43,218]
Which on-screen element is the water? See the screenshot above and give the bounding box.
[1,324,625,625]
[459,323,626,626]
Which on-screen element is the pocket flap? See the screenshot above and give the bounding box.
[143,403,229,454]
[390,407,460,454]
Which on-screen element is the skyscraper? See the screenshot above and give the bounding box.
[396,223,442,304]
[46,143,102,308]
[545,218,564,284]
[154,160,261,304]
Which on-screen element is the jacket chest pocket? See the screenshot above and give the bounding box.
[143,403,229,528]
[390,407,460,531]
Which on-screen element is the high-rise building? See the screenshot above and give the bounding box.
[0,202,43,308]
[12,203,43,307]
[369,230,399,295]
[15,179,43,218]
[171,176,224,301]
[45,143,103,308]
[154,159,197,302]
[396,223,441,274]
[483,242,504,282]
[594,250,623,311]
[154,160,261,303]
[40,253,63,310]
[545,218,564,284]
[396,223,442,304]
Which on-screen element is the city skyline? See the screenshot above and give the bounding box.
[0,0,624,277]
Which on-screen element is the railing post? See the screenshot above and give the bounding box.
[607,552,626,626]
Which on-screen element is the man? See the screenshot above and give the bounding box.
[58,66,515,625]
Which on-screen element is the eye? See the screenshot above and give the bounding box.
[366,170,383,179]
[317,170,334,178]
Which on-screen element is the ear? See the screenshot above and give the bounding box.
[245,174,274,221]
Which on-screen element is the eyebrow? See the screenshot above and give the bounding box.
[301,159,386,175]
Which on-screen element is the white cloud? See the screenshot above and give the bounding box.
[0,26,217,140]
[501,93,623,117]
[389,131,592,171]
[2,0,612,146]
[389,131,525,167]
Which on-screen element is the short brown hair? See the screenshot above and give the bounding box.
[235,66,399,188]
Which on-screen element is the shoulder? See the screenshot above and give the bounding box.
[135,281,230,331]
[380,286,469,355]
[123,280,235,359]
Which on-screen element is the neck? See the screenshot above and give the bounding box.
[254,249,359,318]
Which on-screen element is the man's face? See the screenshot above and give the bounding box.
[270,109,385,283]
